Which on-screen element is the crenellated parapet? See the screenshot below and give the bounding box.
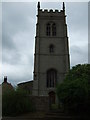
[37,2,65,16]
[39,9,63,13]
[38,9,65,17]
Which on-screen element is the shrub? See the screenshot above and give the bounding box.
[2,87,34,116]
[51,104,58,110]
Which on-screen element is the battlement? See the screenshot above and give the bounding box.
[38,9,64,17]
[39,9,63,13]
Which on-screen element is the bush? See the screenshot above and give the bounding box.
[51,104,58,110]
[2,87,34,116]
[57,64,90,115]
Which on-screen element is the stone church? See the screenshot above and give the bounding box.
[18,2,70,108]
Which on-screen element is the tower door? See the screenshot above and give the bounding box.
[49,91,55,108]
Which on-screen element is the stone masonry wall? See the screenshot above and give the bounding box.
[29,96,49,111]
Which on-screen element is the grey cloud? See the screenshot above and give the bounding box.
[88,2,90,63]
[2,50,21,65]
[2,32,16,50]
[66,2,88,30]
[2,2,36,33]
[2,64,33,85]
[70,45,88,66]
[2,45,33,65]
[2,2,35,66]
[66,2,88,48]
[2,2,36,50]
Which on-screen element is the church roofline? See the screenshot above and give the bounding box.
[18,80,33,86]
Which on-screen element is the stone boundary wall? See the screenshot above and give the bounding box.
[29,96,49,111]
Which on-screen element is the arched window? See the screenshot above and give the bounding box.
[46,22,56,36]
[46,23,51,36]
[49,44,54,53]
[52,23,56,36]
[47,69,57,88]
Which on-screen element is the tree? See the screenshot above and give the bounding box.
[57,64,90,114]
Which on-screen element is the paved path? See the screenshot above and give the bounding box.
[1,112,46,120]
[1,111,90,120]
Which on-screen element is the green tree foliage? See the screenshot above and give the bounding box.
[57,64,90,114]
[2,87,34,116]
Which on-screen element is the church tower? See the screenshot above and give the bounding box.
[33,2,70,103]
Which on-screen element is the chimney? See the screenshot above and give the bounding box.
[4,76,7,83]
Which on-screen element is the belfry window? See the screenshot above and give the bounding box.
[49,44,54,53]
[46,23,51,36]
[52,23,56,36]
[47,69,57,88]
[46,22,56,36]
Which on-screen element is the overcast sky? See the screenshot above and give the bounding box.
[1,1,88,86]
[88,1,90,63]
